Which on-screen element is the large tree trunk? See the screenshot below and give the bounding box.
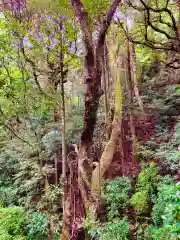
[61,1,122,238]
[92,40,123,192]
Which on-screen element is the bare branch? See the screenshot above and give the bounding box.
[139,0,178,38]
[146,8,172,39]
[128,0,178,39]
[119,23,175,51]
[159,14,172,28]
[0,119,33,147]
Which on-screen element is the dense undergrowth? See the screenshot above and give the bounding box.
[0,170,179,239]
[0,100,179,240]
[87,166,179,240]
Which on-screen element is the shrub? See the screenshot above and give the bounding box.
[152,177,177,225]
[131,190,149,213]
[145,178,180,239]
[89,218,131,240]
[154,122,180,175]
[0,186,18,207]
[144,225,166,240]
[24,212,48,240]
[104,177,132,219]
[0,207,26,240]
[130,163,158,214]
[153,182,180,238]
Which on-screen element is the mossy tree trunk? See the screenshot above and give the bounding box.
[92,37,123,193]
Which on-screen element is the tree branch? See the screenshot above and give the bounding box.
[97,0,122,48]
[146,7,173,40]
[71,0,93,54]
[128,0,178,39]
[71,0,95,79]
[119,23,175,51]
[0,119,33,147]
[139,0,178,38]
[18,38,51,97]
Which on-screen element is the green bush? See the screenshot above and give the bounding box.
[24,212,48,240]
[0,151,20,207]
[0,207,57,240]
[145,178,180,239]
[153,181,179,238]
[130,163,158,214]
[0,207,26,240]
[152,177,177,225]
[131,190,149,213]
[144,225,166,240]
[89,218,131,240]
[154,122,180,174]
[104,177,132,219]
[0,186,18,207]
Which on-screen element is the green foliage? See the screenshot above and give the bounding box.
[155,122,180,174]
[37,185,62,213]
[82,0,109,27]
[136,46,157,69]
[0,207,26,240]
[104,177,132,219]
[152,177,177,225]
[144,177,180,239]
[41,130,61,154]
[131,163,158,214]
[152,179,180,237]
[0,151,21,206]
[89,218,131,240]
[0,207,60,240]
[144,225,166,240]
[131,190,149,214]
[24,212,48,240]
[0,186,18,207]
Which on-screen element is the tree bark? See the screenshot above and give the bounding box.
[130,42,144,114]
[102,45,109,129]
[92,39,123,193]
[126,39,138,165]
[71,0,122,204]
[61,67,67,213]
[62,1,122,238]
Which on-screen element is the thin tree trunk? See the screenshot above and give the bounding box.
[119,126,125,176]
[102,45,109,127]
[130,42,144,114]
[105,43,111,95]
[126,39,138,165]
[102,44,110,141]
[53,108,60,122]
[59,19,69,240]
[61,76,67,211]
